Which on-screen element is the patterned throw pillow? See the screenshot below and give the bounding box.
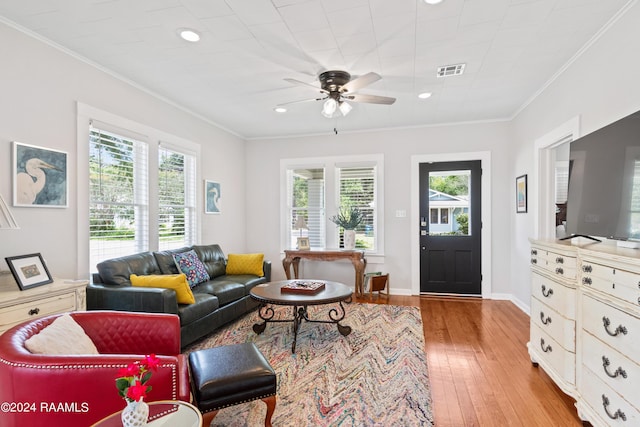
[226,253,264,276]
[173,250,210,288]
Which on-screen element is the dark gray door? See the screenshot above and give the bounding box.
[419,160,481,295]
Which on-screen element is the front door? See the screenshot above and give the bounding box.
[419,160,481,295]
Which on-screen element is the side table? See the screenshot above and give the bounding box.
[90,400,202,427]
[282,249,366,295]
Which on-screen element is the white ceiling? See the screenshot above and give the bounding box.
[0,0,632,139]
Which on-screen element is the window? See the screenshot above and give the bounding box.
[282,155,383,253]
[89,127,149,269]
[337,166,376,249]
[89,123,197,271]
[158,145,196,250]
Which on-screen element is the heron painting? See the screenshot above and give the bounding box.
[13,142,67,207]
[205,180,221,214]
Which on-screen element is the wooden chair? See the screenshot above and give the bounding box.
[367,273,389,300]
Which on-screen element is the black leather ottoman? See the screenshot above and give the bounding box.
[189,343,277,427]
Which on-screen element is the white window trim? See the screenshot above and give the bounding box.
[280,154,384,256]
[77,103,202,278]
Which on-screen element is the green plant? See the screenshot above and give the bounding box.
[456,213,469,234]
[329,206,365,230]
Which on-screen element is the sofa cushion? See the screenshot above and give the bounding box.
[153,247,191,274]
[97,252,162,286]
[226,253,264,276]
[193,280,246,306]
[178,293,219,326]
[173,250,210,288]
[130,274,195,304]
[24,314,99,355]
[192,245,227,279]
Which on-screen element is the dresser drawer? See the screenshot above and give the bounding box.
[531,272,576,318]
[531,296,575,351]
[580,261,640,307]
[582,295,640,358]
[531,247,577,279]
[530,324,575,385]
[581,366,640,426]
[0,292,76,333]
[582,332,639,410]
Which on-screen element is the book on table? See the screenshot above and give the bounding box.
[281,281,326,294]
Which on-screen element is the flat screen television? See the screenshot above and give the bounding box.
[565,110,640,242]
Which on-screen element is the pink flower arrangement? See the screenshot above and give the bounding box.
[115,354,160,402]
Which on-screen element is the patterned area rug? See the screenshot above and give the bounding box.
[184,303,433,427]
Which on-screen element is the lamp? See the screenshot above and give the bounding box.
[294,215,307,236]
[321,98,337,118]
[338,101,352,116]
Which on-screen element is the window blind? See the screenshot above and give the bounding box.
[89,126,149,270]
[338,166,376,250]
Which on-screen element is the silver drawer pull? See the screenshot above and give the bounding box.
[28,308,40,316]
[555,267,564,275]
[582,264,593,273]
[602,356,628,379]
[582,277,592,285]
[540,312,552,325]
[602,394,626,421]
[540,338,552,353]
[603,317,628,337]
[541,285,553,298]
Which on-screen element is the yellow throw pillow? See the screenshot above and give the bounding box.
[130,274,195,304]
[226,253,264,276]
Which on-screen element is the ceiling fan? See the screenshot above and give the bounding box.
[279,70,396,118]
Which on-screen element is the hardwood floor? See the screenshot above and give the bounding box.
[354,294,583,426]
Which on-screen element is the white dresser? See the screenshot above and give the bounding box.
[529,240,640,426]
[0,272,87,335]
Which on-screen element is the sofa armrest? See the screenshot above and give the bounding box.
[86,283,179,315]
[263,260,271,282]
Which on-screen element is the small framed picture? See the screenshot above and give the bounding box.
[205,180,221,214]
[297,237,310,250]
[5,253,53,290]
[516,174,528,213]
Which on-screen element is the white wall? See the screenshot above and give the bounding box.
[245,122,511,296]
[0,21,247,279]
[509,1,640,308]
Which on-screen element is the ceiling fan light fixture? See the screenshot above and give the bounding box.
[322,98,338,118]
[339,101,353,116]
[178,28,201,42]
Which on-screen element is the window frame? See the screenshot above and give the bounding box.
[77,103,201,275]
[280,154,384,255]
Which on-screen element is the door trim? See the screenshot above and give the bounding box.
[411,151,492,298]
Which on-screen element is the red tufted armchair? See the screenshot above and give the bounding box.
[0,311,191,427]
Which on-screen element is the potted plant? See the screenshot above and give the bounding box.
[330,206,365,250]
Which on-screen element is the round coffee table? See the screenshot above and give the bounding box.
[250,280,353,353]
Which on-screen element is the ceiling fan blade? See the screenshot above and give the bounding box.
[346,93,396,105]
[284,78,328,93]
[341,72,381,93]
[277,97,326,106]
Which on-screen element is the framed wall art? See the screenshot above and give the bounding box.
[5,253,53,290]
[205,180,221,214]
[516,174,528,213]
[13,142,68,208]
[297,237,310,250]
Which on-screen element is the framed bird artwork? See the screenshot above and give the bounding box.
[204,180,221,214]
[13,142,68,208]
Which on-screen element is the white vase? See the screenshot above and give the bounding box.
[344,229,356,250]
[121,400,149,427]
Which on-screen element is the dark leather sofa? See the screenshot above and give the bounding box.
[87,244,270,348]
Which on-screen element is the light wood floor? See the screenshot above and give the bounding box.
[354,293,583,426]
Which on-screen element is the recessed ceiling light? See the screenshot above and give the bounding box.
[418,92,432,99]
[424,0,444,4]
[274,107,287,113]
[178,29,200,42]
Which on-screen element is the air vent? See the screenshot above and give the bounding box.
[436,63,465,78]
